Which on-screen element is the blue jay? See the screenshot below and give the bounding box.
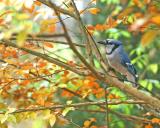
[97,39,138,87]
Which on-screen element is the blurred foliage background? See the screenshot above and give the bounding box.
[0,0,159,128]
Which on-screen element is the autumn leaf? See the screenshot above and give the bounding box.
[141,30,158,46]
[151,118,160,123]
[34,1,42,6]
[49,115,56,127]
[48,24,56,33]
[106,16,118,28]
[150,15,160,25]
[84,120,92,128]
[144,124,153,128]
[88,8,100,15]
[44,42,54,48]
[118,7,133,19]
[95,24,105,31]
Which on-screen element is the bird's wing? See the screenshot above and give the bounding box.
[120,52,137,77]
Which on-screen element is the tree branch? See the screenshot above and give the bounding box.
[12,33,65,38]
[1,40,89,76]
[52,1,103,79]
[0,100,146,114]
[9,37,85,47]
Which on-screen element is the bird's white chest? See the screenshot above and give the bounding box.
[106,49,120,63]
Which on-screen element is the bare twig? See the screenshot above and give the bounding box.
[52,1,102,79]
[37,0,76,18]
[104,86,110,128]
[9,37,85,47]
[71,0,94,66]
[75,109,152,124]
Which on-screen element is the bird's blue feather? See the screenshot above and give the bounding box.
[120,51,137,76]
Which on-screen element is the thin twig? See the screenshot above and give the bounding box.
[37,0,76,18]
[52,0,102,79]
[0,100,146,114]
[9,37,85,47]
[104,86,110,128]
[12,33,65,38]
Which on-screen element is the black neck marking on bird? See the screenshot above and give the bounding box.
[106,44,120,55]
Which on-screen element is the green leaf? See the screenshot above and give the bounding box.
[16,31,27,47]
[62,107,75,116]
[148,64,158,74]
[32,119,45,128]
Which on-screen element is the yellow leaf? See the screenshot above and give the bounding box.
[41,19,58,26]
[49,115,56,127]
[16,31,27,47]
[88,8,100,15]
[62,107,74,116]
[141,30,158,46]
[84,120,91,127]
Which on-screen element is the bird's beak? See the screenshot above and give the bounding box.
[97,40,106,45]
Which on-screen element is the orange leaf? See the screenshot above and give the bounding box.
[108,94,115,99]
[141,30,158,46]
[34,1,42,6]
[37,96,45,105]
[145,124,153,128]
[44,42,54,48]
[84,120,91,127]
[67,60,76,66]
[95,24,105,31]
[63,70,69,76]
[87,25,95,31]
[48,24,56,33]
[90,126,97,128]
[20,80,30,86]
[90,118,96,122]
[151,118,160,124]
[39,61,47,67]
[88,8,100,15]
[106,16,118,28]
[150,15,160,25]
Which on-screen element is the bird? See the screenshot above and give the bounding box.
[97,39,138,87]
